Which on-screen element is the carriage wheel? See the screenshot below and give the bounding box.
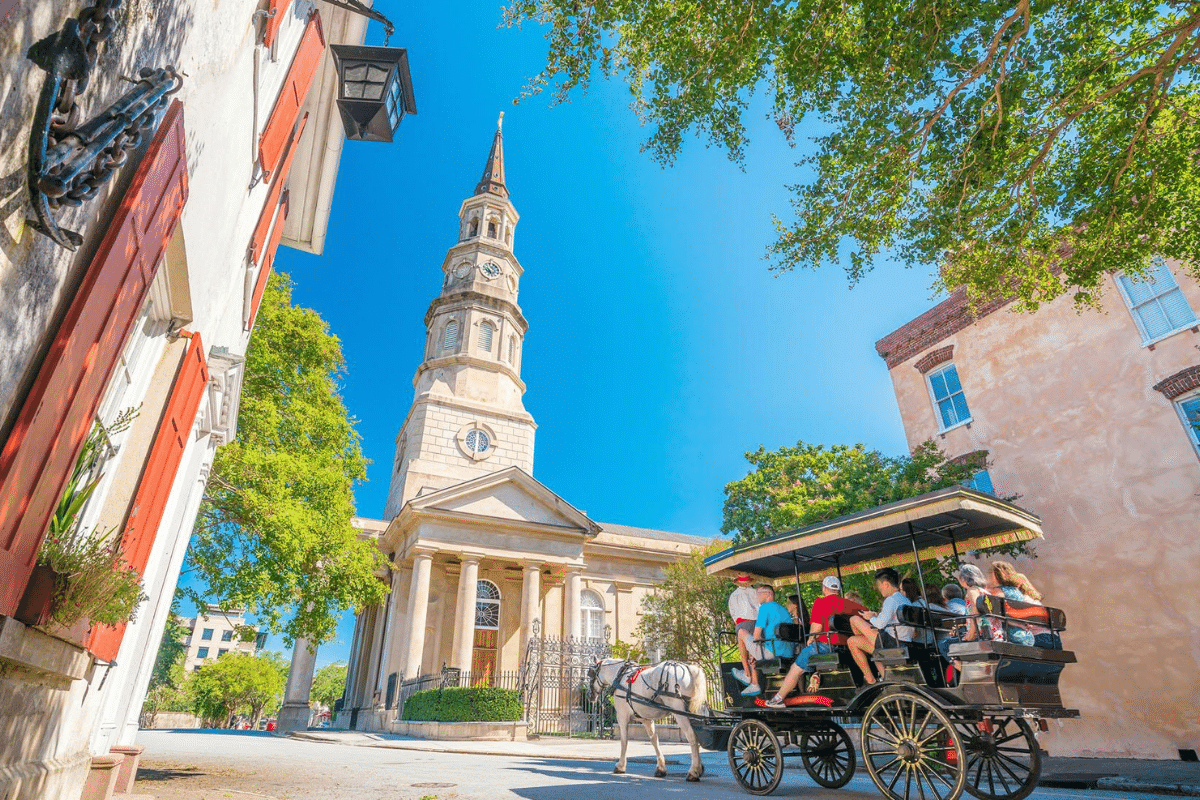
[861,691,967,800]
[800,722,856,789]
[727,718,784,795]
[957,717,1042,800]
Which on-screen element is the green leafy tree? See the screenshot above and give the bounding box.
[505,1,1200,309]
[191,652,286,728]
[310,662,348,709]
[188,273,388,645]
[639,542,731,681]
[140,607,191,725]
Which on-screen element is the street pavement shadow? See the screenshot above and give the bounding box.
[135,767,208,783]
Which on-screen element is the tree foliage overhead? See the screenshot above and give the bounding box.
[504,1,1200,308]
[189,273,388,645]
[722,440,983,543]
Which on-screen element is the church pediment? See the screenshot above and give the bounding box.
[404,467,599,537]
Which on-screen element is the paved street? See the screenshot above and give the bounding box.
[134,730,1165,800]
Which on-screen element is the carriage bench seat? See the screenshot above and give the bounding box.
[948,640,1077,663]
[807,651,848,673]
[871,647,912,666]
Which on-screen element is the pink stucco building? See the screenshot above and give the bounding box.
[876,259,1200,760]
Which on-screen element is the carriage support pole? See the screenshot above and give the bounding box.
[792,553,810,629]
[908,522,930,601]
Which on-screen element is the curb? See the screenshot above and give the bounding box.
[1095,777,1200,797]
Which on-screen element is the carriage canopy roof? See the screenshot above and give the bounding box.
[704,487,1043,584]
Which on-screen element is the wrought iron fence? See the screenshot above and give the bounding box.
[521,620,612,737]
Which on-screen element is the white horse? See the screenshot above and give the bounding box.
[589,657,709,782]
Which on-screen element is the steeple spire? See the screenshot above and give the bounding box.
[473,112,508,198]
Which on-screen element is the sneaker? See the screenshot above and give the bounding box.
[765,695,786,708]
[806,672,821,693]
[741,684,762,697]
[731,668,751,686]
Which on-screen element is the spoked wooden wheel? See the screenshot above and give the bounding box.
[956,717,1042,800]
[800,722,856,789]
[862,691,967,800]
[728,718,784,795]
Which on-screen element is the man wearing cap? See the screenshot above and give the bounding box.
[728,575,761,687]
[764,576,865,706]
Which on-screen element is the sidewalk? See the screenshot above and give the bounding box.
[292,730,1200,795]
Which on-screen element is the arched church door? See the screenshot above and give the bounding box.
[472,579,500,678]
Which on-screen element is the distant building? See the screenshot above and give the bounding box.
[180,606,263,672]
[876,258,1200,759]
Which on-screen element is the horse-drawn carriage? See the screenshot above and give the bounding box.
[696,486,1078,800]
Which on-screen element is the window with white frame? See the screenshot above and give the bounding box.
[927,364,972,430]
[1177,391,1200,459]
[442,319,459,351]
[1116,258,1197,344]
[962,469,995,496]
[580,590,605,643]
[474,580,500,629]
[478,320,494,352]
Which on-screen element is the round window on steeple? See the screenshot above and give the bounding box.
[456,421,497,461]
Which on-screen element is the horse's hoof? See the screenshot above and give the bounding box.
[687,774,701,783]
[613,767,624,775]
[654,768,667,778]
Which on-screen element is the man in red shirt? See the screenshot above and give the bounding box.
[765,576,865,706]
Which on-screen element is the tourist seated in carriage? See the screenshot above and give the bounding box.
[988,561,1063,650]
[847,568,916,685]
[763,575,865,706]
[733,584,793,696]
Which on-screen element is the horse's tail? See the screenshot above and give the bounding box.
[687,663,709,716]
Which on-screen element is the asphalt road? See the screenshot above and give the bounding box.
[134,730,1156,800]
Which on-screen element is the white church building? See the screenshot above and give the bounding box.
[333,119,710,731]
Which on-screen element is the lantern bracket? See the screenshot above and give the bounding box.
[318,0,395,44]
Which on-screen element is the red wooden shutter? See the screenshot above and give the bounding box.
[87,332,208,661]
[247,191,290,331]
[249,113,308,265]
[262,0,293,48]
[0,100,188,615]
[259,11,324,179]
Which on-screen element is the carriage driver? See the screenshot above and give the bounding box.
[734,584,793,697]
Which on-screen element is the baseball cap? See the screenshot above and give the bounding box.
[822,575,842,591]
[735,574,753,584]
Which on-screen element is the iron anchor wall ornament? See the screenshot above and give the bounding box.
[25,0,182,249]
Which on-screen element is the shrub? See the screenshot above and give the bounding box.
[402,687,522,722]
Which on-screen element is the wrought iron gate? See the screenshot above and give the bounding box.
[520,620,612,737]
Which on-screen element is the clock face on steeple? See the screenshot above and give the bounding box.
[453,262,472,279]
[480,261,502,279]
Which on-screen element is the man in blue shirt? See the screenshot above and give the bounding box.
[736,585,793,696]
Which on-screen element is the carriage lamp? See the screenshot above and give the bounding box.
[319,0,417,143]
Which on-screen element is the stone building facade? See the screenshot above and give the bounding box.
[180,606,263,673]
[334,121,710,733]
[876,259,1200,759]
[0,2,401,797]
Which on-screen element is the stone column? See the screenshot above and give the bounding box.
[451,556,480,670]
[564,568,583,641]
[520,561,542,654]
[275,638,317,734]
[402,550,435,678]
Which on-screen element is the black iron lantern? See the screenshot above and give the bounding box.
[330,44,416,143]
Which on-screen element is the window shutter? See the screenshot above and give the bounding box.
[259,12,324,180]
[87,332,209,661]
[250,114,308,265]
[247,190,290,331]
[262,0,293,48]
[479,322,493,352]
[443,320,459,350]
[0,100,188,615]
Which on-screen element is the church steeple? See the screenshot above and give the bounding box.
[382,116,535,518]
[474,112,508,198]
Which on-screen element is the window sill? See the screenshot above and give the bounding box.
[1142,324,1199,350]
[937,419,973,437]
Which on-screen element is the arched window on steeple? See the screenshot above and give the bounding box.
[442,319,459,351]
[507,335,516,364]
[478,320,494,352]
[468,217,479,237]
[487,220,497,238]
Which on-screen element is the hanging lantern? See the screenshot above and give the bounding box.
[329,44,416,143]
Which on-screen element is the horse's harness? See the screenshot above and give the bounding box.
[592,659,691,720]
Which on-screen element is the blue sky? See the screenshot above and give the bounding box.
[250,0,948,668]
